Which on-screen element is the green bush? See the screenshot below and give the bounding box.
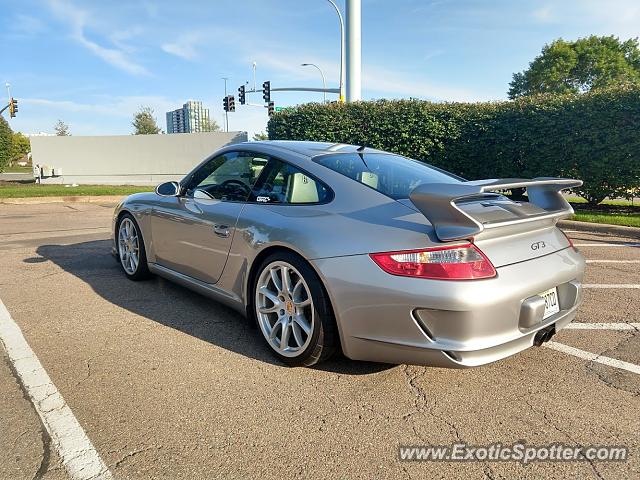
[268,87,640,204]
[0,116,13,173]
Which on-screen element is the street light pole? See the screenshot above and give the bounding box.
[222,77,229,132]
[252,62,257,92]
[301,64,327,103]
[345,0,361,102]
[325,0,345,102]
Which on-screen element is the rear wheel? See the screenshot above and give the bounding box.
[252,252,338,367]
[117,213,151,281]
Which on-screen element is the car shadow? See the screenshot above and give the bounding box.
[33,240,392,376]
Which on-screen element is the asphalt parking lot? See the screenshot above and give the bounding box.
[0,202,638,480]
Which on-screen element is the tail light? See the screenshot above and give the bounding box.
[369,244,496,280]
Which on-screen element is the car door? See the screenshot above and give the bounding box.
[151,151,268,284]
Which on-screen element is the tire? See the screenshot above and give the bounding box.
[251,252,339,367]
[116,213,152,281]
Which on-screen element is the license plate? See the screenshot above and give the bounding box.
[539,287,560,319]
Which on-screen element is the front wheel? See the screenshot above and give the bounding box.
[117,213,152,281]
[252,252,338,367]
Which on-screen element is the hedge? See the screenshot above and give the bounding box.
[267,87,640,204]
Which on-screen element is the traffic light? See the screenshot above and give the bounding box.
[262,81,270,103]
[268,101,275,117]
[9,98,17,118]
[228,95,235,112]
[223,96,229,112]
[238,85,246,105]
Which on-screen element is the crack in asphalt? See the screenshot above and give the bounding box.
[74,359,92,388]
[112,446,157,469]
[400,464,413,479]
[400,366,508,478]
[525,400,604,480]
[1,351,52,480]
[401,365,464,441]
[584,332,640,397]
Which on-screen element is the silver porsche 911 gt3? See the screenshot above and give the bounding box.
[112,141,585,367]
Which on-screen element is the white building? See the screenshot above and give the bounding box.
[166,100,212,134]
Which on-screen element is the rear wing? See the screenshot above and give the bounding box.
[409,178,583,242]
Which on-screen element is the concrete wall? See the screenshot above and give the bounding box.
[30,131,247,185]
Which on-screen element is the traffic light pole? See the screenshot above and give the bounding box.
[226,83,342,120]
[0,102,9,115]
[244,87,340,95]
[222,77,229,132]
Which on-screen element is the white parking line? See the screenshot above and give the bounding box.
[545,341,640,375]
[586,260,640,263]
[0,299,112,480]
[574,243,640,247]
[566,323,640,330]
[583,284,640,289]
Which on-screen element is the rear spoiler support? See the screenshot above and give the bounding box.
[409,178,583,242]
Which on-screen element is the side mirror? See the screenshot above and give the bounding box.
[155,181,181,197]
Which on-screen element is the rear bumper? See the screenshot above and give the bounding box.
[312,247,585,368]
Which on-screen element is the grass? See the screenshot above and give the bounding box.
[0,182,153,198]
[571,211,640,228]
[569,199,640,228]
[566,196,636,206]
[1,165,32,173]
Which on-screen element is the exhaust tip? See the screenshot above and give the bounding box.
[533,325,556,347]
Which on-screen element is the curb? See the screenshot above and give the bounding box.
[0,195,125,205]
[558,220,640,239]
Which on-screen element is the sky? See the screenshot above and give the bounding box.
[2,0,640,138]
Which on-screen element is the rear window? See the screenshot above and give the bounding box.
[313,152,462,200]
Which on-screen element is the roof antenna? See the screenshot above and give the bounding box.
[356,145,369,169]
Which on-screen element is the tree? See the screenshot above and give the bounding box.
[54,119,71,136]
[508,36,640,98]
[132,106,161,135]
[10,132,30,162]
[252,131,269,141]
[202,118,220,132]
[0,116,13,173]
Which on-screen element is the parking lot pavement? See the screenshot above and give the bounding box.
[0,203,639,479]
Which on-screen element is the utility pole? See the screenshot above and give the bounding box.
[222,77,229,132]
[345,0,361,102]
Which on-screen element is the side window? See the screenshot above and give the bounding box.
[251,159,330,204]
[185,152,269,202]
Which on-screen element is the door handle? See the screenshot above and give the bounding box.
[213,224,231,238]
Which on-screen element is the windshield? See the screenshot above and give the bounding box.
[313,152,463,200]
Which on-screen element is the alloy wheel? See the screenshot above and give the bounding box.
[118,218,140,275]
[255,261,314,357]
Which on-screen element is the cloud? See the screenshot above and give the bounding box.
[531,1,640,37]
[161,34,202,60]
[161,30,239,61]
[251,51,486,102]
[44,0,149,76]
[109,26,145,54]
[532,5,555,23]
[20,95,267,137]
[23,95,178,118]
[6,14,47,38]
[363,65,486,102]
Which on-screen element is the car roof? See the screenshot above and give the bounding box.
[248,140,385,158]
